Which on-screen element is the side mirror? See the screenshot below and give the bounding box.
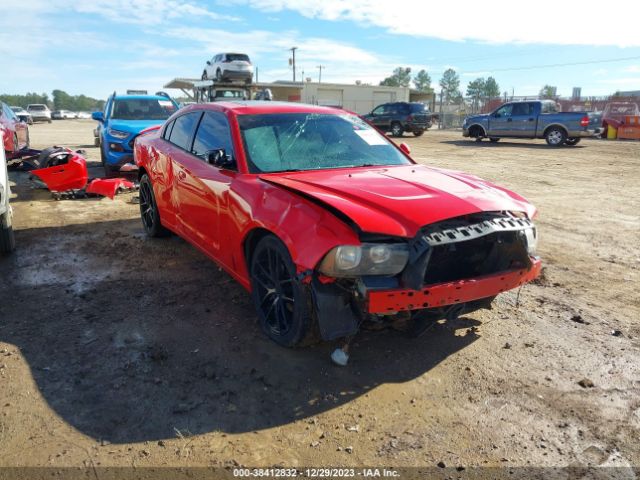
[206,61,211,66]
[92,111,104,122]
[206,149,235,169]
[399,142,411,155]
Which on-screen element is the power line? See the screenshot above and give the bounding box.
[419,54,640,79]
[485,55,640,73]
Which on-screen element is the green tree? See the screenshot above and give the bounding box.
[52,89,73,110]
[466,77,486,113]
[466,78,486,99]
[539,85,557,99]
[439,68,462,103]
[483,76,500,98]
[0,92,50,108]
[413,69,432,92]
[380,67,412,87]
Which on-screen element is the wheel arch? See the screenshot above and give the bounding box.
[468,124,486,137]
[542,123,568,138]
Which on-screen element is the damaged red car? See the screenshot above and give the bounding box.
[134,102,541,346]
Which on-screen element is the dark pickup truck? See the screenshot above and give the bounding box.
[462,100,598,146]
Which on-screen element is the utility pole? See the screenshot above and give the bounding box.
[317,65,324,83]
[438,90,444,129]
[289,47,298,82]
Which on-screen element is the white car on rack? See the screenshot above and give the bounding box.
[202,53,254,83]
[0,135,15,253]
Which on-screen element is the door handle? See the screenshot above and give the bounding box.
[178,170,186,180]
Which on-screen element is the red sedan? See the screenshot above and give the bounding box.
[1,102,29,157]
[134,102,541,347]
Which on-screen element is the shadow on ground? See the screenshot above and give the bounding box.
[440,139,586,149]
[0,219,479,444]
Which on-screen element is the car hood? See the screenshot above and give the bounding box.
[259,165,536,238]
[465,114,489,123]
[107,120,166,135]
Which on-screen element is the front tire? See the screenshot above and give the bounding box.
[390,122,403,137]
[139,174,170,238]
[250,235,313,347]
[0,215,15,254]
[215,69,222,82]
[565,137,581,146]
[201,70,208,80]
[489,137,500,143]
[545,127,567,146]
[413,130,424,137]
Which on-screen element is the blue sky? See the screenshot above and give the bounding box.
[1,0,640,100]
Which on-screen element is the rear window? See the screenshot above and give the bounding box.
[226,54,250,62]
[111,98,177,120]
[29,105,47,111]
[410,103,429,113]
[168,112,201,150]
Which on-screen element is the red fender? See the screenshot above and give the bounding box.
[86,178,135,199]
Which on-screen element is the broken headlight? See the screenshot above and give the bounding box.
[318,243,409,277]
[523,226,538,255]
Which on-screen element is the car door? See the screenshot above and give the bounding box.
[171,110,237,264]
[487,103,513,136]
[369,104,390,130]
[509,102,536,137]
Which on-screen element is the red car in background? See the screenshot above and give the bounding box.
[134,102,541,347]
[1,101,29,157]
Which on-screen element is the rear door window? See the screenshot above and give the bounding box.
[163,119,175,140]
[191,112,235,162]
[168,112,201,151]
[511,103,532,116]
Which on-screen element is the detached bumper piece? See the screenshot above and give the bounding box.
[368,258,541,314]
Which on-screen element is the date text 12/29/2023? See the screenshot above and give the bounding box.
[233,468,400,478]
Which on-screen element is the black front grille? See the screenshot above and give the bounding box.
[423,231,530,285]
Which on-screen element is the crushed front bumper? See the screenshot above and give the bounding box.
[367,257,541,314]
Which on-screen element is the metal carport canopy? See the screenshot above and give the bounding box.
[163,78,201,99]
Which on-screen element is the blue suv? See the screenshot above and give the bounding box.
[92,92,178,175]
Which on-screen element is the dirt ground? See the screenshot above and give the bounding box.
[0,120,639,473]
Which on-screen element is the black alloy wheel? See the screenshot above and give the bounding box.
[250,235,312,347]
[139,174,169,237]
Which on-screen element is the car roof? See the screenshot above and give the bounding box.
[184,101,347,116]
[113,95,172,101]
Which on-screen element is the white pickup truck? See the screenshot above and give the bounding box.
[0,141,15,253]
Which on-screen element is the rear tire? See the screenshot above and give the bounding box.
[545,127,566,146]
[201,70,208,80]
[249,235,314,347]
[139,174,170,238]
[565,137,581,146]
[390,122,403,137]
[215,69,222,81]
[413,130,424,137]
[489,137,500,143]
